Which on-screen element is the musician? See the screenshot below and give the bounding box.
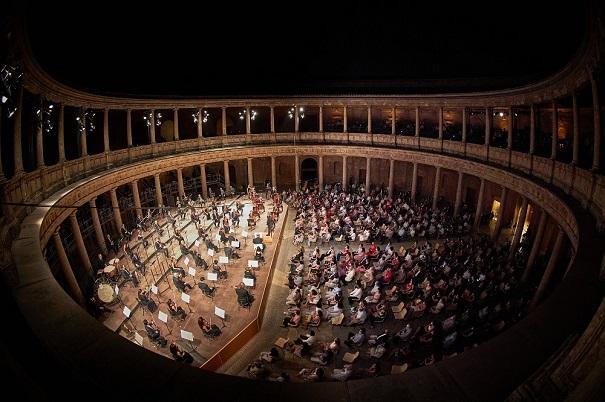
[224,245,240,260]
[106,234,118,255]
[252,233,264,248]
[120,223,132,239]
[137,289,157,312]
[254,246,265,264]
[137,233,149,249]
[235,282,254,307]
[120,265,139,287]
[153,220,164,237]
[179,240,190,257]
[232,209,240,228]
[170,342,193,364]
[143,319,167,347]
[197,278,216,297]
[192,250,208,270]
[154,239,169,257]
[167,299,187,320]
[267,214,275,237]
[211,260,228,279]
[169,261,186,276]
[93,253,105,274]
[198,316,221,338]
[173,273,193,293]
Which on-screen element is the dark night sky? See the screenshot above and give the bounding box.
[21,1,586,97]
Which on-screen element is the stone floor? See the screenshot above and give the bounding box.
[96,195,286,365]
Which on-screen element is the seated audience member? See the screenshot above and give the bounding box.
[297,367,324,382]
[344,328,366,348]
[259,347,280,363]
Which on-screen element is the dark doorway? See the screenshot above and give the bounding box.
[301,158,318,183]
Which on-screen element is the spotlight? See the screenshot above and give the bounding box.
[1,95,6,103]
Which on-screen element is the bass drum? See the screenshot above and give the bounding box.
[94,278,118,305]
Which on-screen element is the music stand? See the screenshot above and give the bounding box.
[247,259,259,270]
[243,277,255,290]
[134,331,144,347]
[241,230,248,246]
[181,292,194,313]
[214,306,227,328]
[158,310,172,335]
[180,329,197,352]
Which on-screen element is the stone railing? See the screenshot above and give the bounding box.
[2,133,603,239]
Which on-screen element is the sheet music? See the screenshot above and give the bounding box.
[207,248,215,256]
[150,285,158,294]
[180,329,194,341]
[207,272,218,281]
[181,292,191,303]
[158,310,168,323]
[247,260,259,268]
[218,256,229,264]
[214,306,226,319]
[243,277,254,287]
[231,241,240,248]
[122,306,131,317]
[188,267,197,276]
[183,257,190,266]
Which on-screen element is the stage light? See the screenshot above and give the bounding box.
[1,95,6,103]
[499,112,504,117]
[251,110,257,120]
[77,108,97,134]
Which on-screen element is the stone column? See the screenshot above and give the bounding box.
[411,162,418,201]
[294,106,300,132]
[529,104,536,155]
[80,111,88,157]
[246,107,251,134]
[415,107,420,137]
[177,168,185,197]
[131,180,142,219]
[103,108,110,152]
[342,156,348,190]
[454,171,463,216]
[492,186,508,241]
[221,107,227,136]
[590,73,601,171]
[89,198,108,254]
[474,178,486,229]
[572,92,579,165]
[223,160,230,193]
[462,107,467,143]
[530,228,564,311]
[522,210,548,283]
[173,108,179,141]
[197,108,203,138]
[367,106,372,133]
[551,100,558,160]
[391,107,396,135]
[58,104,66,163]
[13,85,23,175]
[438,107,443,140]
[270,157,277,189]
[36,108,45,168]
[69,212,92,276]
[318,155,324,190]
[154,174,163,207]
[110,188,123,231]
[270,106,275,133]
[149,110,156,144]
[432,166,441,210]
[126,109,133,147]
[388,159,395,199]
[507,107,513,150]
[53,231,85,306]
[365,157,371,195]
[318,106,323,132]
[247,158,254,187]
[295,155,300,191]
[509,197,529,260]
[200,164,208,198]
[343,106,348,132]
[485,107,491,147]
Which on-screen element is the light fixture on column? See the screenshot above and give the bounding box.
[143,110,163,127]
[36,97,55,134]
[288,106,304,119]
[238,109,246,120]
[76,108,96,134]
[250,110,257,120]
[192,109,209,123]
[0,62,23,118]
